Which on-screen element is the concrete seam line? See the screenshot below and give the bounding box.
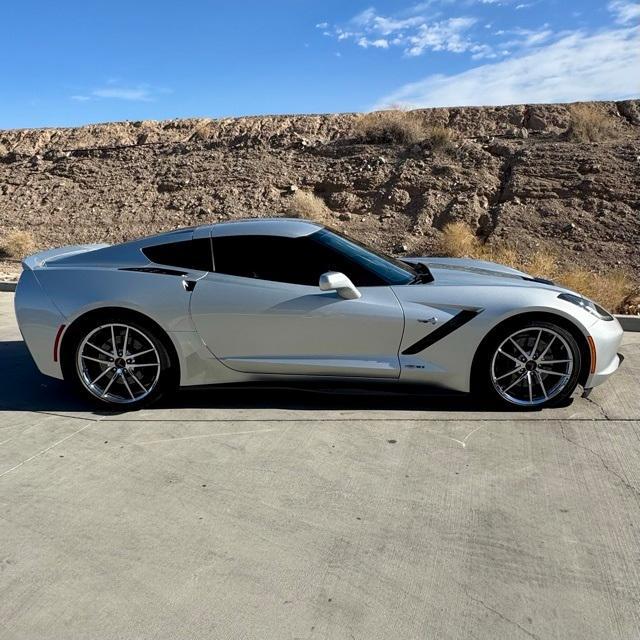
[134,427,281,445]
[0,414,109,478]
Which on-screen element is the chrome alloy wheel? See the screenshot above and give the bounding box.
[76,323,161,404]
[490,326,574,407]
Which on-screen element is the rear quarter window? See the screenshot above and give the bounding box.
[142,239,212,271]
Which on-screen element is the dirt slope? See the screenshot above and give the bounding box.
[1,101,639,280]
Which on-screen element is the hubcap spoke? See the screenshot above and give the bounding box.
[509,337,529,360]
[110,325,117,356]
[504,371,528,392]
[92,366,114,386]
[82,354,110,365]
[498,349,521,365]
[530,329,542,358]
[101,372,117,397]
[128,347,155,358]
[120,371,135,400]
[537,368,570,377]
[538,335,556,361]
[536,371,548,399]
[495,366,521,381]
[86,342,114,358]
[128,372,148,393]
[527,371,533,403]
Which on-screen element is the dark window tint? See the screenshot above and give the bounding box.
[143,239,212,271]
[211,234,405,286]
[312,228,415,285]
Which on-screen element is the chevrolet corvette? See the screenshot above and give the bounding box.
[15,218,623,409]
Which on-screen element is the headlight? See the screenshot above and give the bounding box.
[558,293,613,320]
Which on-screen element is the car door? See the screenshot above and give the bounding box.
[189,231,404,378]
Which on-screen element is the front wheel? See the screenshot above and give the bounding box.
[62,315,176,409]
[478,320,582,409]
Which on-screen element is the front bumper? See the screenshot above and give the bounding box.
[583,316,624,390]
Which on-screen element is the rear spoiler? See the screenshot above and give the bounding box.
[22,244,109,270]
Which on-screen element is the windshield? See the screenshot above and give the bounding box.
[311,228,417,286]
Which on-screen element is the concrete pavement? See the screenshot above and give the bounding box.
[1,291,639,639]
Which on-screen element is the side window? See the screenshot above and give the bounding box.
[211,235,311,283]
[142,239,212,271]
[211,235,386,286]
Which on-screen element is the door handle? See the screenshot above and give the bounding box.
[182,279,197,292]
[418,316,438,325]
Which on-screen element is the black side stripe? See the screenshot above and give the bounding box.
[402,309,481,355]
[119,266,189,277]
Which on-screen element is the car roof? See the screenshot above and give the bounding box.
[197,217,324,238]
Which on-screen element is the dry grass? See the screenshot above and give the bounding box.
[0,230,36,259]
[424,124,457,153]
[438,221,480,258]
[438,222,634,312]
[566,104,616,142]
[354,110,426,144]
[285,190,331,222]
[354,110,457,152]
[558,269,633,314]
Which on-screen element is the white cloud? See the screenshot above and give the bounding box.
[352,7,425,34]
[69,84,164,103]
[325,6,485,57]
[375,27,640,107]
[92,87,153,101]
[358,37,390,48]
[406,17,477,55]
[501,26,553,47]
[608,0,640,23]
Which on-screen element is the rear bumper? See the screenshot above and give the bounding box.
[583,316,624,390]
[14,270,65,380]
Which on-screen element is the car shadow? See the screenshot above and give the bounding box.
[0,339,564,414]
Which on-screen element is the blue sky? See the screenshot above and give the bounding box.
[1,0,638,129]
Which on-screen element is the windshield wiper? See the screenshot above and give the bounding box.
[408,261,434,284]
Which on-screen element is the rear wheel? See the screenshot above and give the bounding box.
[63,315,176,409]
[479,320,582,409]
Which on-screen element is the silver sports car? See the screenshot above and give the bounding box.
[15,218,623,409]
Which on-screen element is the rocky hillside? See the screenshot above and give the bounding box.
[1,100,639,280]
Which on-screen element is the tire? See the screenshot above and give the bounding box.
[476,319,582,409]
[62,313,177,410]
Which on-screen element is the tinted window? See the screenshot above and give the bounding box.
[211,231,415,286]
[312,228,415,286]
[143,239,212,271]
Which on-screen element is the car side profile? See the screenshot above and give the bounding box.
[15,218,623,409]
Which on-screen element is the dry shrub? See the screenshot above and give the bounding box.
[557,269,633,314]
[354,110,426,144]
[620,290,640,316]
[0,230,36,259]
[522,251,559,281]
[567,104,616,142]
[484,245,521,271]
[285,190,330,222]
[424,125,457,153]
[438,222,634,312]
[438,221,480,257]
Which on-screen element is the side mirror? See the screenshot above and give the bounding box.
[319,271,362,300]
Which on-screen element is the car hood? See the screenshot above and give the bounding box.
[402,256,561,289]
